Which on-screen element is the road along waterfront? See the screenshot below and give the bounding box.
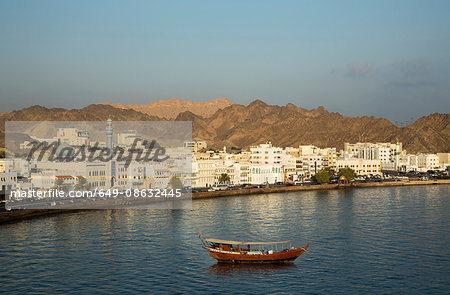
[192,179,450,199]
[1,179,449,224]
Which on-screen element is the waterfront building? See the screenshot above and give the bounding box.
[299,155,329,178]
[320,148,337,168]
[0,158,31,178]
[233,163,250,185]
[397,154,419,172]
[335,158,381,176]
[154,167,170,189]
[13,133,450,191]
[344,142,402,163]
[0,159,18,192]
[417,154,440,170]
[437,153,450,169]
[192,158,219,188]
[29,160,177,191]
[282,153,304,182]
[250,142,284,165]
[214,162,236,185]
[344,142,403,172]
[281,154,297,183]
[354,143,395,163]
[249,164,283,184]
[287,146,335,177]
[34,161,107,189]
[30,170,57,189]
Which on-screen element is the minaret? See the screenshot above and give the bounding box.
[106,118,113,151]
[395,139,400,170]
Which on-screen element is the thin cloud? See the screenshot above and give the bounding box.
[387,79,435,87]
[346,63,373,77]
[387,60,435,87]
[391,60,432,77]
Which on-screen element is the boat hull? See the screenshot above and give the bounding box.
[205,247,307,263]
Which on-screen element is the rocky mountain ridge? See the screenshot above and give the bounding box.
[1,100,448,154]
[99,98,232,119]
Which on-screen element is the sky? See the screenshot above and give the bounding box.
[0,0,449,122]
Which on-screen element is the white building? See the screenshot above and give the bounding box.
[249,165,283,184]
[233,163,250,185]
[297,145,336,170]
[417,154,440,170]
[299,155,329,178]
[281,154,298,183]
[250,143,284,165]
[214,162,236,185]
[0,159,18,192]
[397,154,419,172]
[354,143,399,163]
[344,142,401,164]
[30,170,57,189]
[192,158,219,188]
[437,153,450,169]
[335,158,381,176]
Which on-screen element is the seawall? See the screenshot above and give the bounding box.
[191,179,450,199]
[1,179,449,224]
[0,209,87,224]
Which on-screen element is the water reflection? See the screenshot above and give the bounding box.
[208,262,297,276]
[1,186,448,294]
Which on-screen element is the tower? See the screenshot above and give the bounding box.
[395,139,400,170]
[106,118,113,151]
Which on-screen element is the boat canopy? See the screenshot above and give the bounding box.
[204,238,290,245]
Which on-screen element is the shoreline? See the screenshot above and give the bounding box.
[1,179,449,224]
[191,179,450,199]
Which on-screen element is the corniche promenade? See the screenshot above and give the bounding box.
[191,179,450,199]
[1,179,449,224]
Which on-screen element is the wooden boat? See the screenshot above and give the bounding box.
[200,233,309,263]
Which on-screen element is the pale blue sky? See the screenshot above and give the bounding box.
[1,0,449,121]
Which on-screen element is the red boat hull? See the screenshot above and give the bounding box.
[205,246,308,263]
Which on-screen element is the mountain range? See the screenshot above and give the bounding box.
[99,98,232,119]
[0,99,448,154]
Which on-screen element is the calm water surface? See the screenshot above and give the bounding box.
[1,186,449,294]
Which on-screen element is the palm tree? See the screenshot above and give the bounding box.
[168,176,184,189]
[74,177,90,191]
[218,173,231,183]
[53,177,68,193]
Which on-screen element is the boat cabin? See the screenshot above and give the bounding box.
[202,238,293,255]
